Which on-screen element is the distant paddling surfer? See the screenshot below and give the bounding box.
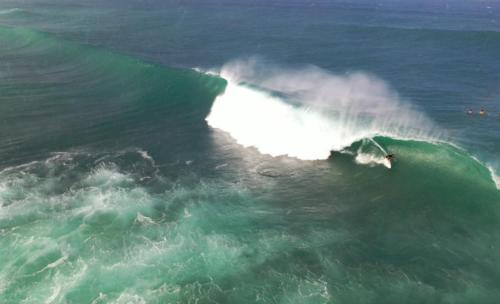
[479,108,486,116]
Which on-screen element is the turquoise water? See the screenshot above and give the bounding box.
[1,1,500,303]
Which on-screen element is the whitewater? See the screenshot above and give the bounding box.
[206,59,500,186]
[206,59,437,161]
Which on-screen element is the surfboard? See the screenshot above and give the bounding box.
[384,158,392,169]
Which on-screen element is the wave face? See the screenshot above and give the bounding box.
[0,26,226,166]
[206,59,437,160]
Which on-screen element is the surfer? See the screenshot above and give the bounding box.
[479,108,486,116]
[467,108,473,115]
[385,154,395,162]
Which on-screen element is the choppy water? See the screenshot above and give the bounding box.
[1,1,500,303]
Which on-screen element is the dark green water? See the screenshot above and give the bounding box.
[1,1,500,303]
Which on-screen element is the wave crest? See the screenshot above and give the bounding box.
[206,59,437,160]
[0,8,21,15]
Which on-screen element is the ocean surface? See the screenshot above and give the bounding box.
[1,1,500,303]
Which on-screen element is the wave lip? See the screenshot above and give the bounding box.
[206,59,437,160]
[487,166,500,190]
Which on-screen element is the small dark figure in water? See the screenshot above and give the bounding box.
[385,154,395,161]
[479,108,486,116]
[467,108,473,115]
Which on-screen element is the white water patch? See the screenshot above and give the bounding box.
[486,166,500,190]
[135,212,155,225]
[35,256,67,276]
[0,160,39,175]
[192,67,218,76]
[207,84,339,159]
[41,259,89,304]
[112,292,146,304]
[0,8,21,15]
[206,59,436,160]
[83,165,134,189]
[355,153,391,169]
[461,151,500,191]
[137,149,154,164]
[44,285,61,304]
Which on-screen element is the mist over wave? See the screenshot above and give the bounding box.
[206,59,437,160]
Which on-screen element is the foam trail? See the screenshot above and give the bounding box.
[355,152,391,169]
[0,8,21,15]
[206,59,436,160]
[487,166,500,190]
[368,138,388,155]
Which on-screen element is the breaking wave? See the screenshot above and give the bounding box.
[206,59,438,160]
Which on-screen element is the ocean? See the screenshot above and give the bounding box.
[1,1,500,303]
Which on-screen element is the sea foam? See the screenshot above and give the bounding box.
[206,59,435,160]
